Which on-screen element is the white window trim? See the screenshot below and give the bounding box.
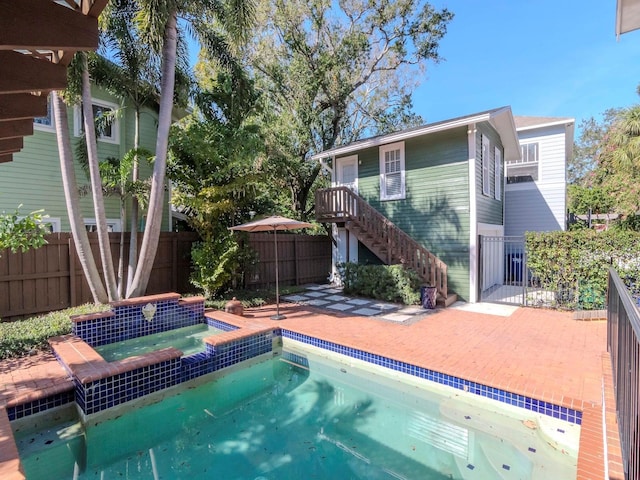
[482,135,490,197]
[73,98,120,144]
[494,147,502,201]
[379,141,406,201]
[33,93,55,132]
[84,218,122,232]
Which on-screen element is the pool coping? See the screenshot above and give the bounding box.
[0,306,624,480]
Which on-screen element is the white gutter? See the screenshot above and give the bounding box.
[468,123,478,303]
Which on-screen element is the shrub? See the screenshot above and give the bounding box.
[525,229,640,309]
[0,304,108,360]
[337,263,421,304]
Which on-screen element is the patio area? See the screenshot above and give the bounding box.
[0,302,622,479]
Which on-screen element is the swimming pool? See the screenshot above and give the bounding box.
[94,323,225,361]
[14,342,579,479]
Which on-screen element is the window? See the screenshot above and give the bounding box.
[494,147,502,200]
[74,99,119,143]
[379,141,405,200]
[507,142,539,184]
[84,218,122,232]
[34,93,54,131]
[482,135,490,196]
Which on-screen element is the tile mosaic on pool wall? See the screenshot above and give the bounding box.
[281,330,583,425]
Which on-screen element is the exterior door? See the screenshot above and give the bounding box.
[336,155,358,192]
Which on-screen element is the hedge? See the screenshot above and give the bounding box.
[338,263,422,305]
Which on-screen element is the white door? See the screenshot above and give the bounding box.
[332,156,359,280]
[335,155,358,192]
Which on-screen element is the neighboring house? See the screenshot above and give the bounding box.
[504,116,574,237]
[0,86,172,233]
[312,107,521,304]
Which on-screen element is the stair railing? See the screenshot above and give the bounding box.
[316,187,448,299]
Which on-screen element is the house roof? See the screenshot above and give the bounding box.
[310,106,521,162]
[616,0,640,36]
[513,115,574,131]
[0,0,108,164]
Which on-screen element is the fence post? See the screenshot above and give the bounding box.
[294,235,299,285]
[68,236,76,307]
[172,234,178,292]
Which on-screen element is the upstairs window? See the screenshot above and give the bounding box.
[74,99,119,144]
[507,142,539,183]
[494,147,502,200]
[482,135,490,196]
[379,141,405,200]
[34,93,54,130]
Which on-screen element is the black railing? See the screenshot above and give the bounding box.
[607,268,640,480]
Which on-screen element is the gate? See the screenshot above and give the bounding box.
[479,236,527,305]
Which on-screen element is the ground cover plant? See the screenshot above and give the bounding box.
[337,263,422,305]
[0,304,109,360]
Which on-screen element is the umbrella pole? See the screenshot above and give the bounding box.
[272,227,285,320]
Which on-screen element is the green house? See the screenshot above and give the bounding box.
[313,107,521,304]
[0,87,172,233]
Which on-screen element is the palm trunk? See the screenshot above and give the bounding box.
[127,107,141,292]
[53,91,108,304]
[117,196,126,298]
[127,11,177,298]
[81,53,119,301]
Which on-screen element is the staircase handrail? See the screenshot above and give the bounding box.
[316,186,448,299]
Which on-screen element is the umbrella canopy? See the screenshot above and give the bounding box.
[229,215,312,232]
[229,216,312,319]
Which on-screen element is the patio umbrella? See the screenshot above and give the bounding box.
[230,216,312,319]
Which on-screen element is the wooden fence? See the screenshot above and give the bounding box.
[0,232,199,320]
[1,231,331,320]
[243,233,331,289]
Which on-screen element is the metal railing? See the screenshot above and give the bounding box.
[315,186,448,299]
[607,268,640,480]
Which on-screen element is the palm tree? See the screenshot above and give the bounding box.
[52,89,109,304]
[80,52,120,301]
[127,0,256,298]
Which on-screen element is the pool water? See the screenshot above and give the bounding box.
[95,323,224,361]
[15,344,579,479]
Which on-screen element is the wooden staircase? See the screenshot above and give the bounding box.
[315,186,457,307]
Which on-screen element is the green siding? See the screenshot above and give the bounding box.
[0,87,169,232]
[353,127,472,300]
[475,122,504,226]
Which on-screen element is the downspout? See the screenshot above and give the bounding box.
[468,124,478,303]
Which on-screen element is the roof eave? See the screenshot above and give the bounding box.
[310,107,515,161]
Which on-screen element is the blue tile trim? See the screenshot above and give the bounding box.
[281,330,582,425]
[6,389,75,421]
[73,298,206,347]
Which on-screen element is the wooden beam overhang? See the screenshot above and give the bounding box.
[0,154,13,163]
[0,119,34,140]
[0,0,99,51]
[0,51,67,94]
[0,137,23,154]
[0,93,48,121]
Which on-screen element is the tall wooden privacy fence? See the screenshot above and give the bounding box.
[0,232,199,320]
[1,231,332,320]
[243,233,331,289]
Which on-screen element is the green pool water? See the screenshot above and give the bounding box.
[15,343,579,479]
[95,323,224,361]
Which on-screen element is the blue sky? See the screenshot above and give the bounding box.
[416,0,640,130]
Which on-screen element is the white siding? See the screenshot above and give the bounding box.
[505,124,568,236]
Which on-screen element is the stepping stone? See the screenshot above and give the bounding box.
[324,288,343,294]
[306,284,332,291]
[352,307,381,316]
[346,299,371,306]
[381,313,413,322]
[371,303,397,312]
[326,295,348,301]
[305,291,328,298]
[307,299,330,306]
[282,295,309,303]
[397,306,424,314]
[327,303,355,311]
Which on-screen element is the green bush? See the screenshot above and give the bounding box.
[338,262,421,305]
[0,304,108,360]
[525,229,640,309]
